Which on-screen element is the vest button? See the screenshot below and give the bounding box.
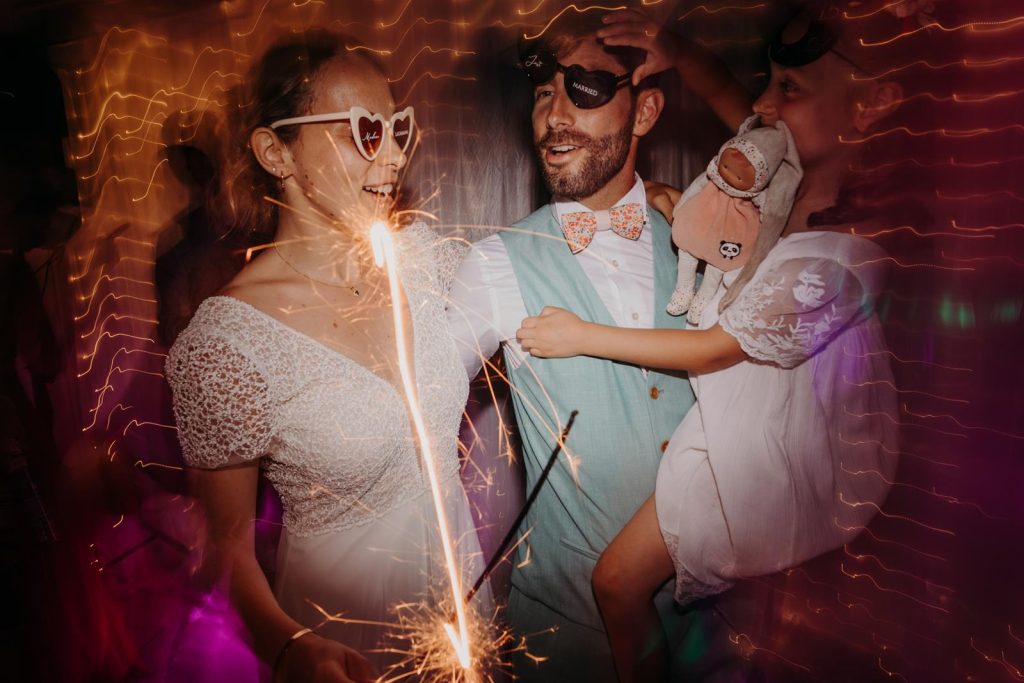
[660,440,669,453]
[650,386,660,400]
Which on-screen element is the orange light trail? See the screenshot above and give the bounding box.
[853,54,1024,81]
[841,123,1024,143]
[839,494,956,537]
[234,0,272,37]
[876,657,909,682]
[76,130,168,172]
[938,188,1024,202]
[835,520,947,562]
[847,256,974,273]
[849,225,994,241]
[901,404,1024,440]
[952,219,1024,233]
[129,157,169,202]
[839,564,950,614]
[387,46,475,83]
[75,291,157,322]
[397,72,477,103]
[839,432,959,469]
[121,419,178,437]
[168,45,249,91]
[842,346,973,372]
[841,375,969,404]
[969,638,1024,681]
[79,331,156,376]
[840,463,1004,521]
[845,405,967,439]
[843,546,955,593]
[853,154,1024,172]
[370,221,473,672]
[80,312,159,340]
[678,3,766,21]
[727,633,814,675]
[75,26,168,75]
[517,0,549,15]
[523,4,628,40]
[356,18,471,57]
[378,0,418,29]
[859,15,1024,46]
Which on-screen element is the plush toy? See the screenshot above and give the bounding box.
[667,115,803,324]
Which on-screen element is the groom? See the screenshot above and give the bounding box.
[448,11,743,682]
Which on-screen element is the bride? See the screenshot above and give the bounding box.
[165,31,485,683]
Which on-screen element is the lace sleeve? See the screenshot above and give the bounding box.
[166,333,274,469]
[719,257,871,369]
[403,221,470,295]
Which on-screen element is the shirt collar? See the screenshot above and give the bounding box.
[550,173,649,228]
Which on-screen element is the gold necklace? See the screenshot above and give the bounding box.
[274,246,367,296]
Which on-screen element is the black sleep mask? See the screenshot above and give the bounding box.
[768,12,867,72]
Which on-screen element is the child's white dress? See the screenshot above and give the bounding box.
[656,230,899,603]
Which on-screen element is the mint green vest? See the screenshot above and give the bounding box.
[501,205,695,629]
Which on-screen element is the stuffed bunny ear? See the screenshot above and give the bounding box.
[775,120,803,176]
[737,113,761,135]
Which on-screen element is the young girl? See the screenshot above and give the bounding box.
[516,5,905,682]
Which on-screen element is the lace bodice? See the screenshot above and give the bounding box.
[719,233,885,368]
[166,224,470,537]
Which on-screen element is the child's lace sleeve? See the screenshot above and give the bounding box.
[719,257,875,368]
[166,334,274,469]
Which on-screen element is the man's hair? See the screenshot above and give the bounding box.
[532,9,658,89]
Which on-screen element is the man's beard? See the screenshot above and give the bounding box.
[536,122,633,201]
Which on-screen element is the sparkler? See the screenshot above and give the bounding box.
[465,410,578,605]
[369,219,474,673]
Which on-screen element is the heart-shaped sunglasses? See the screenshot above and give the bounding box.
[520,49,631,109]
[270,106,415,161]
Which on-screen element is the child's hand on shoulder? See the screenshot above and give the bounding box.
[517,307,589,359]
[644,180,682,222]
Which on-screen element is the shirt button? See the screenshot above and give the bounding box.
[631,312,639,321]
[650,386,660,400]
[661,440,670,453]
[611,259,619,268]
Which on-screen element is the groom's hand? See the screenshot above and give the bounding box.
[597,8,682,85]
[517,306,589,359]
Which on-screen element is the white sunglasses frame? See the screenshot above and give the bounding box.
[269,106,415,161]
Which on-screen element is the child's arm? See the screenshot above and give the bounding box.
[516,306,747,374]
[598,9,754,133]
[643,180,682,221]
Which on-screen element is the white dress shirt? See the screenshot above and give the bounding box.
[447,175,655,378]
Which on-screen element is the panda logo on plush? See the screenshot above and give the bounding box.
[719,241,741,260]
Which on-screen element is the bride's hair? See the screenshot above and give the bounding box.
[216,31,385,244]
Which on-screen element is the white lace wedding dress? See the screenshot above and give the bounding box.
[656,231,899,604]
[166,225,487,675]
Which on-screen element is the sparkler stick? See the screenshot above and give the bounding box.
[465,410,579,606]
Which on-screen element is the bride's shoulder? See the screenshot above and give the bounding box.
[396,221,471,290]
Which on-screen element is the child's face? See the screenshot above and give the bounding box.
[718,147,756,191]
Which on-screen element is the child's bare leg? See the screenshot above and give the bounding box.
[592,495,676,683]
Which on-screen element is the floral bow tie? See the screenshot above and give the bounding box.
[560,202,646,255]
